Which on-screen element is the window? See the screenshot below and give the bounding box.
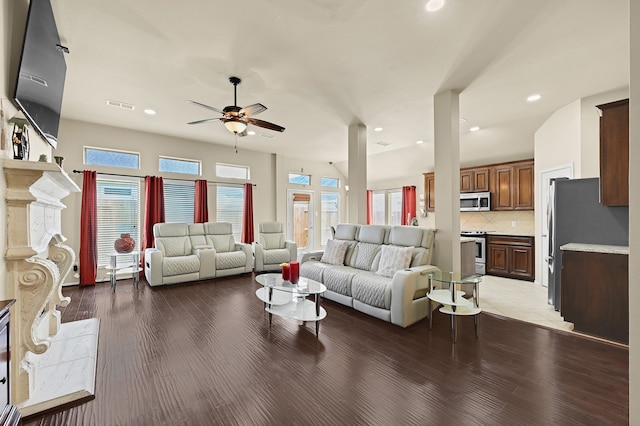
[289,173,311,185]
[216,163,249,180]
[159,156,200,175]
[372,191,386,225]
[96,178,140,268]
[371,189,402,225]
[164,180,195,223]
[321,192,339,245]
[216,184,244,241]
[85,147,139,169]
[389,190,402,225]
[321,177,339,188]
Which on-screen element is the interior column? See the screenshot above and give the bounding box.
[348,122,367,224]
[433,90,461,272]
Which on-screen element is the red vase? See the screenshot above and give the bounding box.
[114,233,135,253]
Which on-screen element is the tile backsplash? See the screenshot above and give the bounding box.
[418,210,535,236]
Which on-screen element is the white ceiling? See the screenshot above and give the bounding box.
[51,0,629,183]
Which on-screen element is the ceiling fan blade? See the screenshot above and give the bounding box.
[186,100,225,114]
[240,103,267,117]
[247,118,285,133]
[187,117,222,125]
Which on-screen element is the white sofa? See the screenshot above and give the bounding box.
[253,222,297,272]
[144,222,252,286]
[299,224,439,327]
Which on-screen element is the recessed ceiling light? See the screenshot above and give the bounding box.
[416,140,424,144]
[247,130,256,136]
[527,94,542,102]
[143,109,156,115]
[470,126,480,132]
[425,0,445,12]
[374,127,383,132]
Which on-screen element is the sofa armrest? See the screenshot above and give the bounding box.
[234,243,253,272]
[253,242,265,271]
[144,248,164,286]
[284,240,298,262]
[298,250,324,264]
[389,264,441,327]
[195,247,216,279]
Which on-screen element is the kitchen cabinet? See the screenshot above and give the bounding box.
[460,167,490,193]
[597,99,628,207]
[424,159,534,212]
[0,300,19,426]
[560,248,628,344]
[490,159,534,211]
[486,235,535,281]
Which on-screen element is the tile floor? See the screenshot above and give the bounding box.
[478,275,574,332]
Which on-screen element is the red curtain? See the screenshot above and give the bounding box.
[79,171,97,286]
[194,179,209,223]
[366,190,373,224]
[141,176,165,271]
[401,185,417,225]
[241,183,254,243]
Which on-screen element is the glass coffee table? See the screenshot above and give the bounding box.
[427,271,482,342]
[255,273,327,336]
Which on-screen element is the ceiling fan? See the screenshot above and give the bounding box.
[187,76,285,136]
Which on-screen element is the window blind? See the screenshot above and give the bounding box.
[164,180,195,223]
[216,184,244,241]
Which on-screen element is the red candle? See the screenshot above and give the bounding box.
[282,263,290,281]
[290,261,300,284]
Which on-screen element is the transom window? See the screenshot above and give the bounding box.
[159,156,200,175]
[85,147,139,169]
[321,177,339,188]
[216,163,249,180]
[289,173,311,185]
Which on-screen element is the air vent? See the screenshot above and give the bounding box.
[106,100,135,110]
[259,134,275,139]
[19,72,48,87]
[376,141,390,147]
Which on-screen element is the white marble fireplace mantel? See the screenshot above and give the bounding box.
[3,159,99,416]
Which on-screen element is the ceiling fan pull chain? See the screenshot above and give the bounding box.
[235,134,238,154]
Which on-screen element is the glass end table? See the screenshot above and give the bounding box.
[427,271,482,342]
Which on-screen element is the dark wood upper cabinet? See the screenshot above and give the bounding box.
[461,167,490,193]
[597,99,629,206]
[424,173,436,212]
[513,160,534,210]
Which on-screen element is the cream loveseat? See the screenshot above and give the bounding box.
[144,222,252,286]
[299,224,439,327]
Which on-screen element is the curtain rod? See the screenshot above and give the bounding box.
[72,170,256,186]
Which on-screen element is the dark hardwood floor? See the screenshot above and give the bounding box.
[22,274,628,425]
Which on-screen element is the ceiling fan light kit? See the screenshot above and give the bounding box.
[187,76,285,136]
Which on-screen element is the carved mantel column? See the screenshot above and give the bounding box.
[3,159,80,406]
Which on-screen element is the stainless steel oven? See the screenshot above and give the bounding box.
[461,230,487,275]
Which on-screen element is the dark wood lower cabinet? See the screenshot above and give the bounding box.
[486,235,535,281]
[560,250,628,344]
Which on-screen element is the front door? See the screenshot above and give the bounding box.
[287,190,314,251]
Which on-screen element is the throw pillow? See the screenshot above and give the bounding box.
[376,245,414,278]
[321,239,350,265]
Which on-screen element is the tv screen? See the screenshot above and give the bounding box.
[13,0,67,149]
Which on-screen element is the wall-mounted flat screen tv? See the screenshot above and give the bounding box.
[13,0,67,149]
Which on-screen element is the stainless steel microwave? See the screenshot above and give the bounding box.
[460,192,491,211]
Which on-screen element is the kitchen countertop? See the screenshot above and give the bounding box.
[560,243,629,255]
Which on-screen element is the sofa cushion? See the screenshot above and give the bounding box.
[334,224,359,240]
[300,260,328,283]
[321,239,350,265]
[352,272,392,309]
[156,236,192,258]
[323,265,358,296]
[261,233,284,250]
[389,226,423,247]
[351,242,381,271]
[263,248,292,265]
[162,254,200,277]
[376,245,414,278]
[211,234,234,253]
[357,225,387,244]
[216,251,247,270]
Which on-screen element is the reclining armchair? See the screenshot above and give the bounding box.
[253,222,297,272]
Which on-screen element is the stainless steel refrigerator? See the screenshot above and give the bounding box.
[547,177,629,311]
